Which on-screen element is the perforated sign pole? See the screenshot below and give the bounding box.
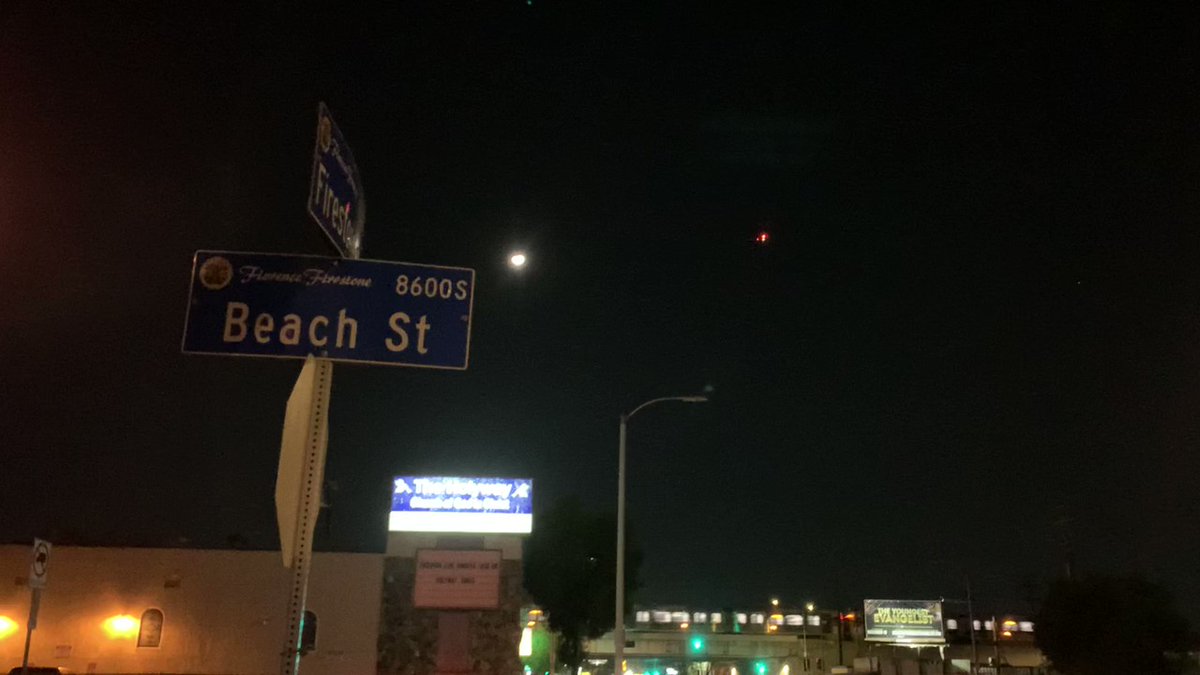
[279,358,332,675]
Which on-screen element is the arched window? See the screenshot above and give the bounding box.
[137,609,163,648]
[300,610,318,654]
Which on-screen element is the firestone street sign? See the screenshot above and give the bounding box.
[308,102,365,258]
[182,250,475,370]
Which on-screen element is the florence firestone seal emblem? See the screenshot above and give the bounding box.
[198,256,233,291]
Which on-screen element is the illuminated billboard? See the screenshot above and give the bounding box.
[389,476,533,533]
[864,599,945,644]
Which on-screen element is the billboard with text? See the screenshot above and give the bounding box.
[864,599,945,644]
[389,476,533,533]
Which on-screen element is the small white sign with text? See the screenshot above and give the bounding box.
[413,549,502,609]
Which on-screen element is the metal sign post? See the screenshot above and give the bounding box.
[20,588,40,675]
[277,357,332,675]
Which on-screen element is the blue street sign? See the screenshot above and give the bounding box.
[308,102,365,258]
[182,251,474,369]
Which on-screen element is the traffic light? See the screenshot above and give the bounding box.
[754,661,768,675]
[690,636,706,653]
[839,612,857,641]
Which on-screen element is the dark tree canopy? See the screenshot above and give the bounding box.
[1035,574,1189,675]
[523,497,643,673]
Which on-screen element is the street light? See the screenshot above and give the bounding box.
[614,394,708,675]
[802,603,815,666]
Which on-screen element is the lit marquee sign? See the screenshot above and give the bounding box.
[389,476,533,533]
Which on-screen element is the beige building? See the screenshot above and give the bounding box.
[0,545,383,675]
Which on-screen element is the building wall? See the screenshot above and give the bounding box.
[0,546,383,675]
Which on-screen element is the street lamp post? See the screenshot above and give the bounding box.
[802,602,815,667]
[614,395,707,675]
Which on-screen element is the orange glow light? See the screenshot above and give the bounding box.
[103,614,139,639]
[844,613,856,621]
[0,615,18,639]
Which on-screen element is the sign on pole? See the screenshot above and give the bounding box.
[22,539,50,674]
[181,251,475,370]
[308,102,364,258]
[28,539,50,589]
[275,356,330,567]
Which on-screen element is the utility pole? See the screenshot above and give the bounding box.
[965,576,978,675]
[1053,512,1075,580]
[836,612,844,667]
[990,615,999,666]
[801,603,811,669]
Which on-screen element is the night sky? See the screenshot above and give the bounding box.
[3,3,1199,619]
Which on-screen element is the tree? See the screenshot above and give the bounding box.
[523,497,643,674]
[1035,574,1189,675]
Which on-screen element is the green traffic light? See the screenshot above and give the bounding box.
[690,636,705,652]
[754,661,768,675]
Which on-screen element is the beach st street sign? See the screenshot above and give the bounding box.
[182,251,474,370]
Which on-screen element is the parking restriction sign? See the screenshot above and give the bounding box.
[29,539,51,589]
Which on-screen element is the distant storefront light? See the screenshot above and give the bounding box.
[635,611,650,623]
[946,619,958,630]
[519,627,533,657]
[103,615,139,639]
